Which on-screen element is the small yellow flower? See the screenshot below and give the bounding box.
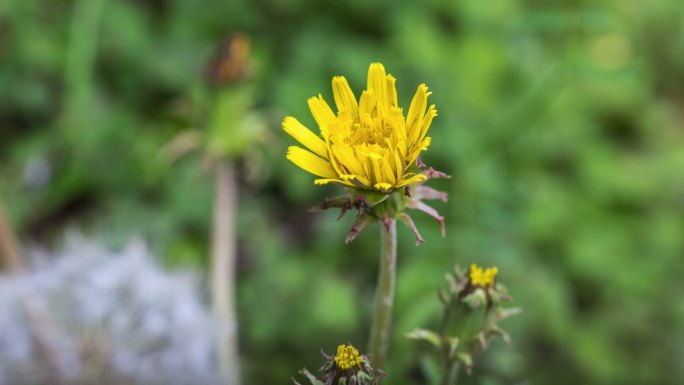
[283,62,437,193]
[469,264,498,287]
[333,344,362,371]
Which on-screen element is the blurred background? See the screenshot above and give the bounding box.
[1,0,684,384]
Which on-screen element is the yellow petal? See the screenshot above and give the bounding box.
[286,146,338,179]
[340,174,372,189]
[358,90,376,116]
[367,62,389,114]
[327,147,348,179]
[394,150,405,178]
[406,84,429,145]
[282,117,328,159]
[417,106,437,145]
[397,173,427,187]
[314,178,355,187]
[386,75,398,107]
[407,137,432,167]
[367,153,384,186]
[330,142,364,176]
[373,182,394,192]
[380,154,396,185]
[332,76,358,118]
[367,63,386,95]
[307,95,336,138]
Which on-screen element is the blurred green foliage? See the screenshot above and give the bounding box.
[2,0,684,384]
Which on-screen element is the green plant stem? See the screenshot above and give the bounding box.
[368,219,397,368]
[63,0,105,138]
[440,295,460,385]
[442,362,461,385]
[211,161,241,385]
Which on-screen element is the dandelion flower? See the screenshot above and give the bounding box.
[284,62,437,193]
[292,343,386,385]
[284,63,448,244]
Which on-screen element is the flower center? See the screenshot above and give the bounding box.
[469,264,498,287]
[346,117,392,148]
[333,344,362,371]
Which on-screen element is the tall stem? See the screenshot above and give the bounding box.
[439,293,467,385]
[442,361,461,385]
[211,161,241,385]
[368,219,397,368]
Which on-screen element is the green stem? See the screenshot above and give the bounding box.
[368,219,397,369]
[442,362,461,385]
[63,0,105,138]
[211,161,241,385]
[440,294,460,385]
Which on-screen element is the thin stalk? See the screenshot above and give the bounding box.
[442,360,461,385]
[211,161,241,385]
[368,219,397,368]
[63,0,105,137]
[440,296,459,385]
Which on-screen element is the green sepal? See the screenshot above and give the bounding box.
[345,214,378,244]
[405,328,442,350]
[488,324,513,346]
[438,287,450,306]
[494,307,522,323]
[356,371,371,384]
[456,352,473,374]
[463,288,487,309]
[296,368,325,385]
[352,190,389,208]
[446,336,460,359]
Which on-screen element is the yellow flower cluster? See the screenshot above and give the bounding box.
[333,344,362,370]
[469,264,498,287]
[284,63,437,193]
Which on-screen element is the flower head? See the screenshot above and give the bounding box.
[408,264,521,375]
[285,63,448,244]
[292,343,385,385]
[284,62,437,193]
[333,344,362,371]
[468,264,498,288]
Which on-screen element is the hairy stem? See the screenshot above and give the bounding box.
[368,219,397,368]
[211,161,241,385]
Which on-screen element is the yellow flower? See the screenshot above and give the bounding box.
[333,344,362,371]
[284,62,437,193]
[469,264,498,287]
